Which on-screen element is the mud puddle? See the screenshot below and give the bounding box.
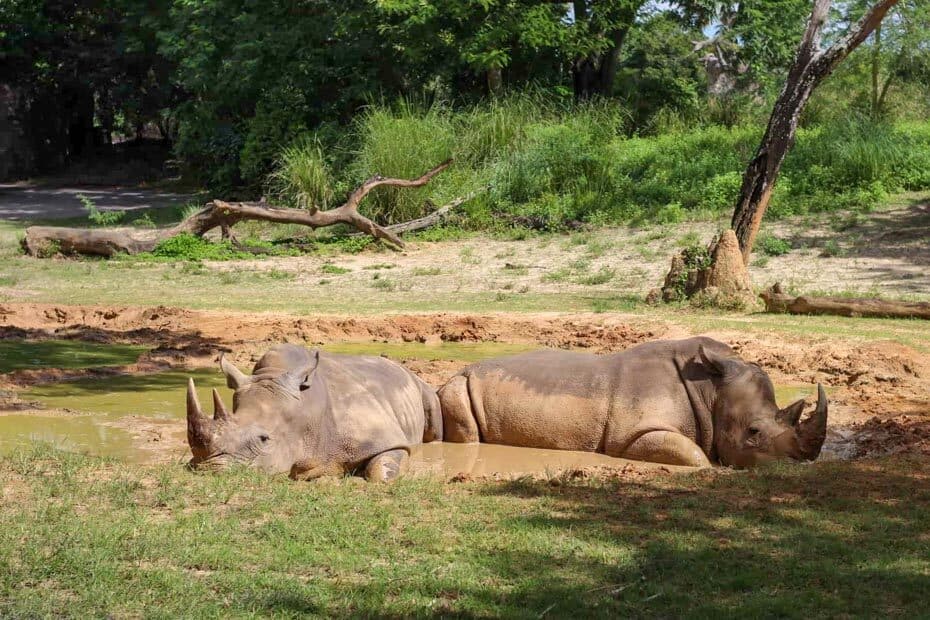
[408,443,684,477]
[0,369,228,462]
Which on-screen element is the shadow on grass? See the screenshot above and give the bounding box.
[458,459,930,618]
[251,458,930,618]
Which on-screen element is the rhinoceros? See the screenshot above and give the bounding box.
[437,337,827,468]
[186,344,442,481]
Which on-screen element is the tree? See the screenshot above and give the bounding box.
[863,0,930,117]
[730,0,900,264]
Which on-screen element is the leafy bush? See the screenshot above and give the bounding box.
[758,235,792,257]
[240,84,312,186]
[262,101,930,232]
[150,234,244,261]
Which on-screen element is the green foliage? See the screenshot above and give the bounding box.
[758,235,792,257]
[267,137,335,210]
[351,102,456,223]
[149,234,244,261]
[79,194,125,227]
[258,99,930,232]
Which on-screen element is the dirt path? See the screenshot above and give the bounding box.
[1,302,928,461]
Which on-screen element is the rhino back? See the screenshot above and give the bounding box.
[312,353,429,466]
[461,349,621,451]
[455,338,723,456]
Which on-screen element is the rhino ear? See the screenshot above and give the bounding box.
[776,398,806,426]
[284,350,320,392]
[698,344,742,378]
[220,355,251,390]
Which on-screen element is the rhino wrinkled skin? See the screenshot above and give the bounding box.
[186,344,442,482]
[437,336,828,468]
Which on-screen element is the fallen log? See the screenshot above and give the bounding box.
[23,160,453,258]
[760,283,930,320]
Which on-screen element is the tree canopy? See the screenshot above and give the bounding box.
[2,0,928,187]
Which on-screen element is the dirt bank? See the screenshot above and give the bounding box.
[1,302,928,461]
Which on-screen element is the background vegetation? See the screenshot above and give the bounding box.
[3,1,929,229]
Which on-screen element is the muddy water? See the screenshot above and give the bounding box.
[0,369,229,462]
[408,443,678,477]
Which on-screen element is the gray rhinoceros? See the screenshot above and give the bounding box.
[186,344,442,481]
[437,337,827,468]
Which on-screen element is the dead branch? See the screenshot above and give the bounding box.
[22,160,453,258]
[760,283,930,320]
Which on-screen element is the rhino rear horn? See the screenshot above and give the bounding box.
[187,378,215,453]
[220,354,251,390]
[212,388,232,422]
[777,398,806,426]
[796,384,828,461]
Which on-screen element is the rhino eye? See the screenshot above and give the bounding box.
[258,434,270,443]
[748,426,761,437]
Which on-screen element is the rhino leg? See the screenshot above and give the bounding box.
[364,449,409,483]
[622,431,711,468]
[437,375,480,443]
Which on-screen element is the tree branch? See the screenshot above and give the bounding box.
[814,0,900,74]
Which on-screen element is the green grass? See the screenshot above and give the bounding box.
[320,264,351,275]
[2,445,928,617]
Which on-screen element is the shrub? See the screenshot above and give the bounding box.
[150,234,242,261]
[351,101,456,223]
[267,137,334,210]
[757,235,792,257]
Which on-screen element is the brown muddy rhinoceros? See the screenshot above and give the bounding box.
[186,344,442,481]
[437,337,827,468]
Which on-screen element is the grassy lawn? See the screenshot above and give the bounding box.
[2,445,928,618]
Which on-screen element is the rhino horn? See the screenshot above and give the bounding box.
[220,354,251,390]
[776,398,806,426]
[212,388,232,422]
[796,384,828,461]
[187,378,214,452]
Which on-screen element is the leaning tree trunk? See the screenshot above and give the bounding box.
[731,0,900,264]
[23,160,458,258]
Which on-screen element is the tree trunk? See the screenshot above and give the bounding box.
[871,23,882,116]
[23,161,457,258]
[731,0,900,264]
[570,0,637,100]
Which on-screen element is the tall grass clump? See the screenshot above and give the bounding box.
[266,97,930,231]
[267,136,334,210]
[777,118,930,215]
[350,101,457,223]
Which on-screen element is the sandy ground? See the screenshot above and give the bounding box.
[1,302,928,465]
[203,199,930,302]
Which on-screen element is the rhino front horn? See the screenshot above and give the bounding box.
[187,378,214,454]
[796,384,828,461]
